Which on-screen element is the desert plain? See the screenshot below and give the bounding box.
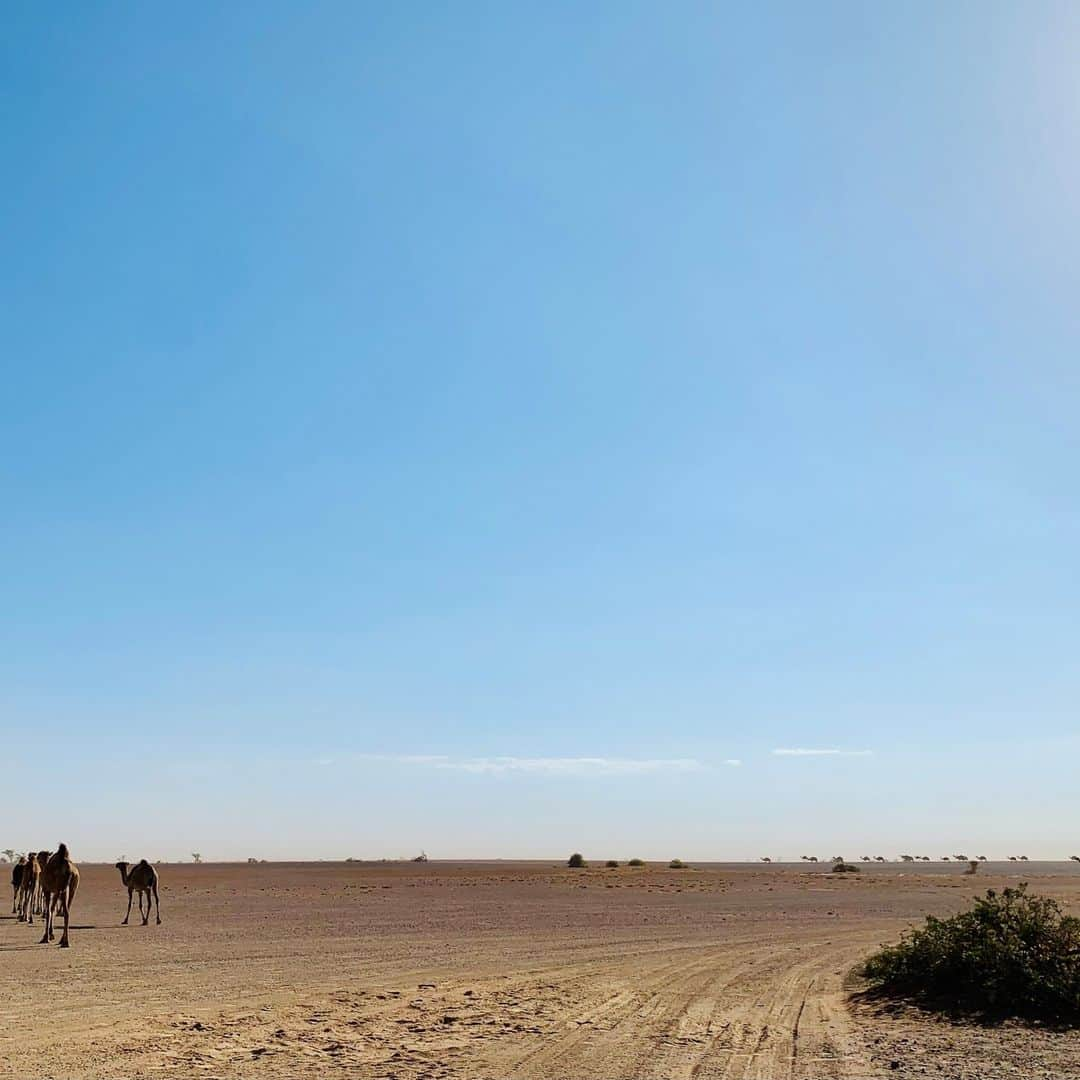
[2,860,1079,1079]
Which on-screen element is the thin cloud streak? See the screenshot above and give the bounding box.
[328,753,709,776]
[772,748,873,757]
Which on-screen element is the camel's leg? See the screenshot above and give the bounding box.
[123,888,133,925]
[140,890,149,925]
[59,883,71,948]
[38,891,50,944]
[153,882,161,925]
[25,888,33,925]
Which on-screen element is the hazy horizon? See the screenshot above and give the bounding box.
[4,4,1078,862]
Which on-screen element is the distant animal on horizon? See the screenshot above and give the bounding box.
[760,857,771,863]
[115,860,161,926]
[1070,855,1080,863]
[39,844,78,948]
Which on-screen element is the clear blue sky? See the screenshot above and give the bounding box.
[3,3,1077,860]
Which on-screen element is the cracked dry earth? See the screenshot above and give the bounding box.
[1,862,1078,1078]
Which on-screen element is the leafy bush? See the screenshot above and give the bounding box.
[861,885,1080,1023]
[567,853,586,868]
[668,859,686,869]
[628,858,645,867]
[605,860,619,868]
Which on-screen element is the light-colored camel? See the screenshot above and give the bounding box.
[115,860,161,925]
[39,844,79,948]
[32,850,51,918]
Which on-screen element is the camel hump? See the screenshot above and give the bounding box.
[138,859,150,868]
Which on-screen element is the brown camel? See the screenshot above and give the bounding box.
[11,857,24,914]
[115,860,161,925]
[17,853,40,924]
[39,844,79,947]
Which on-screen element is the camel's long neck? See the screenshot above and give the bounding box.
[118,866,130,886]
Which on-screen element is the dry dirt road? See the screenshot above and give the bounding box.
[2,861,1078,1079]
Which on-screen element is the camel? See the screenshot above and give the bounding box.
[39,844,78,947]
[11,857,24,914]
[114,860,161,925]
[1071,855,1080,863]
[17,853,40,924]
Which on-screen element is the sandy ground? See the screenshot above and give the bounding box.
[1,861,1078,1079]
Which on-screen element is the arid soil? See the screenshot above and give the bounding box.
[1,861,1078,1079]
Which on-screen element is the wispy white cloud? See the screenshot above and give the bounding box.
[723,759,743,767]
[772,748,873,757]
[327,753,706,776]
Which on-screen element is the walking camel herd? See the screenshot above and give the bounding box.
[8,845,161,948]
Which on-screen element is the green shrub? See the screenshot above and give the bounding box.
[605,860,619,868]
[567,853,586,868]
[628,858,645,867]
[668,859,686,869]
[861,885,1080,1023]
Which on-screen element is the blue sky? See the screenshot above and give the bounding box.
[3,3,1078,860]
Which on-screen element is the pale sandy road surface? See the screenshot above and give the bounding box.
[1,861,1078,1079]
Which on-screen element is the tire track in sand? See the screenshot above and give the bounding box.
[492,937,882,1080]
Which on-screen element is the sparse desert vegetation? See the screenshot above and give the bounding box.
[567,852,586,868]
[861,884,1080,1024]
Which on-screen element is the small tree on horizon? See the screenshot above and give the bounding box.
[568,852,586,868]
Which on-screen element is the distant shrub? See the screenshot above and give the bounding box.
[628,858,645,867]
[832,861,860,873]
[605,860,619,868]
[568,853,586,868]
[668,859,686,869]
[861,885,1080,1023]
